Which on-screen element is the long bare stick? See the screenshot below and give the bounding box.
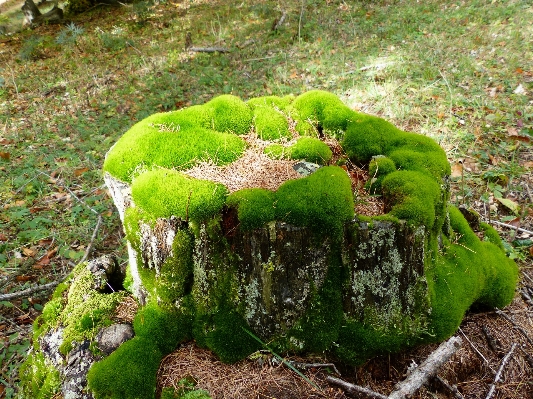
[325,376,387,399]
[388,336,463,399]
[487,220,533,235]
[485,343,517,399]
[0,281,60,301]
[434,375,465,399]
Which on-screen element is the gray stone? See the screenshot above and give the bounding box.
[96,323,134,355]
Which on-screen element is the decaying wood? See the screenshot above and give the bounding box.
[0,281,60,302]
[434,375,465,399]
[495,308,533,347]
[189,46,229,53]
[22,0,64,26]
[325,376,388,399]
[272,10,287,31]
[388,336,463,399]
[485,342,517,399]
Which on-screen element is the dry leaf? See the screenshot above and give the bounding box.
[0,152,10,160]
[0,233,7,241]
[22,247,37,257]
[529,246,533,257]
[521,161,533,169]
[74,167,89,177]
[451,162,463,178]
[16,275,32,282]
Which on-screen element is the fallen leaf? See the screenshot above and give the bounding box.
[74,167,89,177]
[16,275,32,282]
[22,247,37,257]
[451,162,463,178]
[47,247,58,258]
[0,152,10,160]
[529,246,533,257]
[0,233,7,241]
[34,256,50,267]
[521,161,533,169]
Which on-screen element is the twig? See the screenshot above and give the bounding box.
[388,336,463,399]
[0,281,60,302]
[188,46,229,53]
[495,308,533,347]
[519,346,533,369]
[481,325,502,353]
[434,375,465,399]
[289,361,341,376]
[38,170,99,215]
[486,219,533,236]
[325,376,387,399]
[298,0,305,42]
[8,66,18,95]
[272,10,287,31]
[521,288,533,307]
[522,272,533,286]
[459,328,493,372]
[485,343,517,399]
[79,214,102,264]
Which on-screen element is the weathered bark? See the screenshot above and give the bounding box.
[105,172,430,340]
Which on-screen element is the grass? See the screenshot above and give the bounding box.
[0,0,532,396]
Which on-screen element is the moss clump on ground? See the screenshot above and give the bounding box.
[265,137,333,164]
[426,206,518,341]
[290,90,354,135]
[131,169,228,222]
[366,155,397,194]
[252,106,291,140]
[226,188,276,231]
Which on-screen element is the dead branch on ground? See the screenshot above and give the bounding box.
[485,343,517,399]
[0,281,60,301]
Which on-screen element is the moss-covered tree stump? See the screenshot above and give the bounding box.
[20,91,519,399]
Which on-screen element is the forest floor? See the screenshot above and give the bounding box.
[1,0,533,398]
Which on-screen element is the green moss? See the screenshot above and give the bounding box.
[18,352,61,399]
[290,137,332,164]
[246,95,294,110]
[88,337,162,399]
[201,304,261,363]
[131,169,228,222]
[133,301,192,353]
[426,206,518,341]
[32,296,65,349]
[291,90,354,135]
[381,171,442,229]
[252,106,291,140]
[226,189,276,231]
[366,156,397,194]
[156,230,194,304]
[480,222,505,250]
[102,109,247,183]
[265,137,332,164]
[204,94,253,135]
[59,265,125,354]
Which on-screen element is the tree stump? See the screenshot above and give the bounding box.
[18,90,519,399]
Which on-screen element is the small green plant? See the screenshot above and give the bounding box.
[56,22,85,47]
[18,36,45,61]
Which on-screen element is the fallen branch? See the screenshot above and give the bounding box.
[521,288,533,307]
[487,220,533,236]
[188,46,229,53]
[519,346,533,369]
[495,308,533,347]
[272,10,287,31]
[79,214,103,264]
[485,343,517,399]
[388,336,463,399]
[325,376,387,399]
[0,281,60,302]
[434,375,465,399]
[459,328,493,370]
[327,336,462,399]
